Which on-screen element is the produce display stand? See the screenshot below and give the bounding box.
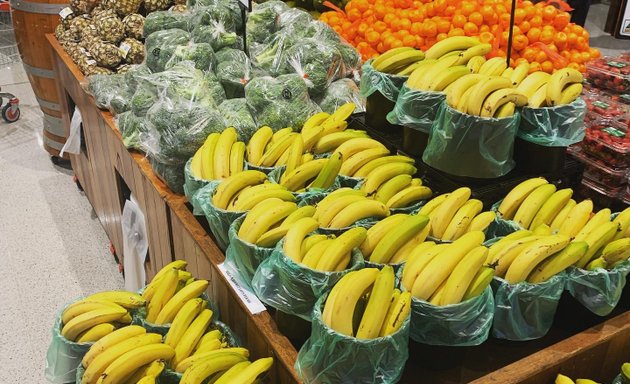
[47,33,630,384]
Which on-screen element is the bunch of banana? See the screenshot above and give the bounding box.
[446,74,528,117]
[418,187,496,241]
[246,126,299,169]
[142,261,209,325]
[190,127,246,181]
[516,69,584,108]
[285,223,367,272]
[312,190,391,229]
[359,214,430,264]
[585,237,630,271]
[211,170,293,211]
[180,355,274,384]
[80,325,174,384]
[401,231,489,305]
[371,46,425,75]
[556,373,602,384]
[357,158,432,206]
[237,205,316,248]
[279,151,344,192]
[322,266,411,338]
[61,291,145,343]
[299,102,357,154]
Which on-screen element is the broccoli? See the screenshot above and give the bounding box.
[336,42,362,76]
[117,111,145,149]
[130,86,157,117]
[110,92,132,115]
[145,28,190,72]
[251,32,295,74]
[125,64,151,94]
[165,42,215,72]
[188,2,241,31]
[215,47,248,64]
[149,157,186,194]
[277,8,312,31]
[218,98,257,141]
[317,78,365,114]
[191,22,243,51]
[88,73,128,110]
[246,6,278,44]
[217,57,251,98]
[143,11,191,36]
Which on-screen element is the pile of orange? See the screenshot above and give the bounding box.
[320,0,600,73]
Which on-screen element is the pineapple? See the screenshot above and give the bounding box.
[89,40,122,68]
[54,24,65,40]
[116,63,136,73]
[96,14,125,44]
[144,0,172,13]
[86,66,114,75]
[112,0,143,17]
[122,14,144,40]
[119,38,144,64]
[171,4,187,12]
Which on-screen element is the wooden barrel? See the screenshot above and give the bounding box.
[11,0,68,158]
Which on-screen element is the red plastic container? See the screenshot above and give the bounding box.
[581,120,630,169]
[586,57,630,93]
[579,176,623,208]
[583,92,629,125]
[569,146,628,190]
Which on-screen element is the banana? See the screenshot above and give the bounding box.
[440,246,489,305]
[246,126,273,166]
[454,85,476,113]
[280,158,328,191]
[361,163,417,195]
[528,241,588,283]
[374,174,412,203]
[180,352,249,384]
[491,235,542,276]
[97,344,175,384]
[303,112,331,131]
[239,200,297,244]
[301,233,330,256]
[172,309,214,369]
[411,231,485,300]
[282,217,319,263]
[192,338,221,356]
[427,65,472,92]
[82,325,146,368]
[195,330,222,351]
[313,188,367,218]
[504,234,571,284]
[512,183,557,229]
[558,199,594,238]
[428,187,471,239]
[227,141,245,177]
[301,125,325,152]
[201,133,220,180]
[418,193,450,216]
[453,43,492,66]
[320,119,348,136]
[176,348,249,373]
[397,59,431,76]
[468,211,497,232]
[373,47,416,69]
[145,268,179,323]
[466,56,486,73]
[313,131,368,154]
[317,195,367,228]
[550,198,577,232]
[510,62,530,86]
[62,300,126,326]
[575,221,619,268]
[546,68,584,106]
[441,199,484,241]
[284,135,304,175]
[356,266,395,339]
[217,357,274,384]
[466,76,513,116]
[310,151,343,189]
[602,238,630,266]
[575,380,600,384]
[61,306,127,342]
[165,298,206,348]
[495,101,516,117]
[327,200,390,229]
[326,268,379,336]
[270,127,293,145]
[480,88,528,117]
[330,102,357,122]
[369,215,430,264]
[258,133,298,167]
[586,257,608,271]
[339,147,390,176]
[124,360,165,384]
[212,170,268,210]
[444,74,484,108]
[301,238,334,269]
[255,206,317,247]
[533,224,553,236]
[213,127,238,179]
[400,242,444,290]
[516,71,551,98]
[425,36,480,60]
[191,146,204,179]
[76,323,115,343]
[390,223,431,264]
[574,208,612,241]
[380,291,411,336]
[407,59,440,88]
[155,280,209,325]
[334,138,386,160]
[556,374,576,384]
[82,333,162,384]
[558,82,583,105]
[227,183,284,211]
[232,188,295,212]
[211,361,252,384]
[360,214,410,258]
[316,227,367,271]
[529,188,574,230]
[413,59,459,90]
[85,291,146,309]
[486,230,533,263]
[374,49,425,73]
[462,266,494,300]
[353,155,415,178]
[612,207,630,241]
[528,83,549,108]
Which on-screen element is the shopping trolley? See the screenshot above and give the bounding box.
[0,0,20,123]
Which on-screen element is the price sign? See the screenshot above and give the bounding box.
[237,0,251,11]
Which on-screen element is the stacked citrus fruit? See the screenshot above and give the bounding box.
[320,0,599,72]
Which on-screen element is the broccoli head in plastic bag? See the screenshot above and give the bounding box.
[144,28,190,72]
[124,63,151,94]
[191,21,243,52]
[143,11,191,36]
[245,74,321,130]
[217,55,251,99]
[87,73,129,110]
[130,86,157,117]
[117,111,145,149]
[250,32,296,74]
[165,42,215,72]
[218,98,257,141]
[336,41,362,77]
[246,1,288,44]
[317,78,365,114]
[215,47,247,64]
[188,2,242,31]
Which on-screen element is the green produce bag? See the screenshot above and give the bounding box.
[251,239,364,321]
[491,274,565,341]
[386,84,445,134]
[359,60,406,102]
[267,166,341,204]
[46,314,93,384]
[486,200,522,240]
[565,262,630,316]
[194,181,246,251]
[423,103,519,178]
[337,174,363,189]
[245,161,277,175]
[612,374,626,384]
[184,158,210,215]
[407,287,494,346]
[225,215,276,288]
[518,98,586,146]
[295,294,410,384]
[149,157,186,195]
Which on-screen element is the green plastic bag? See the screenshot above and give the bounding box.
[386,84,446,134]
[184,158,211,215]
[491,274,565,340]
[225,215,276,288]
[194,181,246,251]
[245,161,276,175]
[295,294,410,384]
[359,60,407,102]
[407,287,494,346]
[486,200,522,240]
[46,313,93,384]
[565,261,630,316]
[423,103,519,178]
[251,239,365,321]
[518,98,586,147]
[338,174,363,189]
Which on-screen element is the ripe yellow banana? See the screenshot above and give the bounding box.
[466,55,486,73]
[400,242,444,290]
[155,280,209,325]
[468,211,496,232]
[176,348,250,373]
[301,233,330,256]
[546,68,584,107]
[462,266,494,301]
[179,352,248,384]
[97,344,175,384]
[575,221,619,268]
[491,235,542,277]
[313,130,368,154]
[557,82,583,105]
[255,206,317,247]
[440,246,489,305]
[407,59,440,88]
[528,83,549,108]
[229,141,245,176]
[478,57,508,76]
[270,127,294,145]
[218,357,274,384]
[504,234,571,284]
[310,151,343,190]
[533,224,553,236]
[374,49,425,73]
[232,188,295,212]
[85,291,146,309]
[529,188,574,230]
[227,183,283,211]
[302,112,331,131]
[361,163,417,195]
[444,73,484,108]
[258,133,298,167]
[602,238,630,265]
[316,227,367,271]
[327,199,390,229]
[494,102,516,117]
[339,147,391,176]
[369,215,429,264]
[124,360,165,384]
[62,300,126,326]
[486,230,532,263]
[211,361,252,384]
[283,217,319,263]
[424,36,480,60]
[453,43,492,66]
[528,241,588,283]
[386,186,433,209]
[164,298,206,348]
[417,193,450,216]
[353,155,415,178]
[373,174,412,203]
[516,71,551,98]
[212,170,268,210]
[201,133,220,180]
[213,127,238,180]
[356,266,395,339]
[317,195,367,227]
[574,208,612,241]
[284,135,304,175]
[239,200,297,245]
[280,158,328,191]
[510,62,530,86]
[390,223,431,264]
[191,146,204,179]
[549,198,577,232]
[380,291,411,336]
[427,65,472,92]
[82,325,146,368]
[372,47,415,69]
[301,238,334,269]
[359,214,410,258]
[558,199,593,238]
[76,323,115,343]
[612,206,630,241]
[246,126,273,166]
[429,187,471,239]
[441,199,483,241]
[479,88,528,117]
[466,76,513,116]
[146,268,179,323]
[172,308,214,368]
[512,183,557,229]
[334,137,386,160]
[61,306,127,342]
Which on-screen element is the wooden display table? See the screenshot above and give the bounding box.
[47,34,630,384]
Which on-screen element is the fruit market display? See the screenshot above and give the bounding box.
[210,170,294,211]
[320,0,599,72]
[359,213,429,264]
[585,56,630,93]
[189,128,246,181]
[322,266,411,338]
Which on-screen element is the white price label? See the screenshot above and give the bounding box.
[86,59,97,66]
[237,0,251,11]
[59,7,73,19]
[119,42,132,58]
[218,262,266,315]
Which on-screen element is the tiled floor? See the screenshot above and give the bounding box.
[0,4,627,383]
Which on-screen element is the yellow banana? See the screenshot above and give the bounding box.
[575,221,619,268]
[155,280,209,325]
[529,188,574,230]
[380,291,411,336]
[82,325,146,368]
[353,155,415,178]
[228,141,246,177]
[97,344,175,384]
[301,233,330,256]
[516,71,551,98]
[212,170,268,210]
[283,217,319,263]
[238,200,297,244]
[453,43,492,66]
[528,241,588,283]
[85,291,146,309]
[462,266,494,300]
[316,227,367,271]
[441,199,484,241]
[429,187,471,239]
[424,36,480,60]
[528,83,549,108]
[417,193,450,216]
[494,102,516,117]
[317,195,368,228]
[177,348,250,373]
[373,174,412,203]
[356,266,395,339]
[124,360,165,384]
[386,186,433,209]
[201,133,220,180]
[339,147,391,176]
[329,102,356,122]
[302,112,330,131]
[327,199,390,229]
[246,126,273,166]
[427,65,472,92]
[217,357,274,384]
[486,230,532,264]
[301,238,334,269]
[61,306,127,342]
[504,234,571,284]
[280,158,328,191]
[574,208,612,241]
[213,127,238,179]
[369,215,430,264]
[191,146,204,179]
[390,223,431,264]
[478,57,508,76]
[373,49,425,73]
[310,151,343,190]
[258,133,298,167]
[491,235,542,277]
[232,188,295,212]
[76,323,115,343]
[602,238,630,266]
[285,135,304,175]
[444,73,484,108]
[164,298,206,348]
[466,55,486,73]
[513,183,557,229]
[510,62,530,86]
[145,268,179,323]
[313,131,368,154]
[479,88,528,117]
[334,137,387,160]
[361,162,417,195]
[558,82,583,105]
[359,214,410,258]
[466,76,513,116]
[558,199,593,238]
[612,207,630,241]
[172,308,214,368]
[179,352,248,384]
[62,300,126,326]
[550,198,577,232]
[211,361,252,384]
[440,246,489,305]
[468,211,496,233]
[546,68,584,106]
[556,374,576,384]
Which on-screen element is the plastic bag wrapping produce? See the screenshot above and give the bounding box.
[268,166,341,204]
[565,262,630,317]
[116,111,146,150]
[317,78,365,114]
[187,0,242,30]
[491,274,566,341]
[86,73,129,111]
[183,158,210,215]
[518,98,587,147]
[245,74,322,130]
[125,64,152,95]
[46,314,93,384]
[225,215,277,288]
[218,99,257,142]
[252,240,364,321]
[407,287,494,346]
[149,157,186,194]
[191,20,243,52]
[360,60,407,102]
[484,200,522,240]
[164,42,215,72]
[386,85,446,134]
[612,374,625,384]
[216,52,252,98]
[295,295,410,384]
[143,10,191,36]
[194,181,246,251]
[60,107,82,157]
[423,103,520,179]
[246,0,288,44]
[144,28,190,73]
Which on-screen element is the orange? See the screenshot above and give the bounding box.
[530,15,543,27]
[527,28,541,43]
[391,39,404,48]
[529,62,542,73]
[522,47,537,62]
[539,29,554,44]
[366,30,380,43]
[479,5,497,23]
[444,5,457,16]
[411,22,423,35]
[567,62,580,71]
[383,13,396,26]
[437,19,451,33]
[589,47,601,59]
[436,32,448,41]
[423,20,438,37]
[570,51,582,63]
[354,0,370,12]
[452,14,467,28]
[515,57,529,66]
[553,12,570,31]
[479,31,495,43]
[468,11,483,26]
[461,1,477,16]
[524,4,536,19]
[433,0,448,13]
[464,22,479,36]
[425,2,435,17]
[347,8,361,22]
[542,5,557,20]
[541,60,554,73]
[512,34,529,51]
[396,18,412,31]
[519,21,531,33]
[514,8,526,24]
[415,36,425,48]
[554,32,568,50]
[578,64,586,73]
[567,32,578,47]
[448,27,465,37]
[499,13,512,27]
[500,31,510,46]
[535,50,547,63]
[581,51,591,63]
[576,36,587,48]
[480,25,490,33]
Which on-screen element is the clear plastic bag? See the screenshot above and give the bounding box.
[216,56,252,99]
[121,197,148,292]
[194,181,246,251]
[86,73,129,110]
[45,309,93,383]
[386,84,445,134]
[60,107,82,157]
[565,262,630,316]
[143,10,191,36]
[359,60,407,102]
[407,287,494,346]
[149,157,186,195]
[164,42,215,72]
[423,103,520,178]
[218,99,257,142]
[144,28,190,73]
[491,274,566,341]
[187,1,242,31]
[317,78,365,115]
[251,239,364,321]
[518,98,587,147]
[116,111,146,150]
[246,1,286,44]
[295,294,410,384]
[183,158,210,215]
[191,20,243,52]
[130,83,158,117]
[485,200,522,240]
